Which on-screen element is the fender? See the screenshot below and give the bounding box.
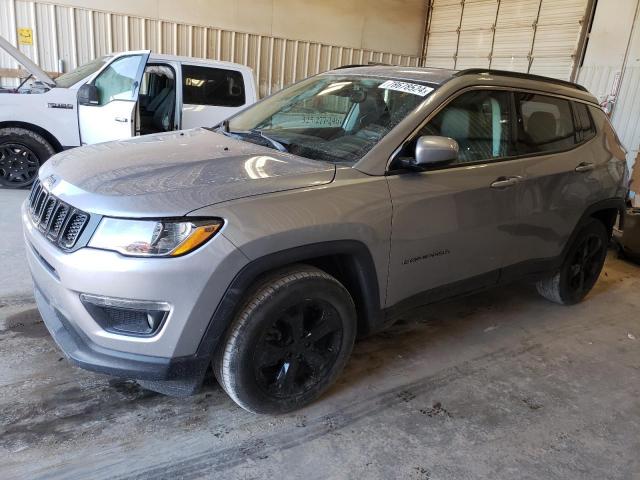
[132,241,385,395]
[193,240,384,363]
[562,197,626,259]
[0,84,81,148]
[0,120,65,151]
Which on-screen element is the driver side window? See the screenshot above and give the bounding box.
[94,55,145,106]
[418,90,514,164]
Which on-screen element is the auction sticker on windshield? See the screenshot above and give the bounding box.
[379,80,434,97]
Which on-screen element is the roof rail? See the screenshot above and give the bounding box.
[334,62,392,70]
[454,69,588,92]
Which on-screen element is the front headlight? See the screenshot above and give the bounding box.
[88,218,223,257]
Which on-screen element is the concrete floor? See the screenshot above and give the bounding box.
[0,189,32,298]
[1,189,639,480]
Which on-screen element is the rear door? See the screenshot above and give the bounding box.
[507,92,598,267]
[180,64,250,128]
[385,88,524,307]
[78,51,150,144]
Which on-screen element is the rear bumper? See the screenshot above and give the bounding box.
[34,281,210,394]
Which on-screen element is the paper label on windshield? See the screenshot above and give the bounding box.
[379,80,433,97]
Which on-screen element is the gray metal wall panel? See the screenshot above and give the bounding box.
[1,0,421,95]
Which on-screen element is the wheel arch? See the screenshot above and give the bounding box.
[563,198,625,261]
[195,240,385,365]
[590,206,621,235]
[0,120,64,152]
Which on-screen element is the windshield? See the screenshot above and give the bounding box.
[55,57,109,88]
[227,75,435,164]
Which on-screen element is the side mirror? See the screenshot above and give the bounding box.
[77,84,100,106]
[414,135,459,167]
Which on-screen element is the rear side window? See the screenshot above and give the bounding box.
[182,65,245,107]
[573,102,596,143]
[516,93,575,154]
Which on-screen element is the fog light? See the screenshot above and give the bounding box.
[146,311,165,331]
[80,294,170,336]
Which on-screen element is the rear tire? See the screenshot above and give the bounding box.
[536,220,609,305]
[0,127,55,189]
[214,265,357,414]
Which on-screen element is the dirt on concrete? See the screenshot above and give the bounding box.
[1,255,639,480]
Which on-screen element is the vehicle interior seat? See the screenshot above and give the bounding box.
[139,66,176,135]
[524,111,559,149]
[145,86,171,115]
[357,91,390,130]
[321,91,390,159]
[152,82,176,132]
[440,107,494,162]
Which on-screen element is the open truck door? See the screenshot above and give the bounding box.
[78,51,150,145]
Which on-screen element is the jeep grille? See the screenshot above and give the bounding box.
[28,178,90,250]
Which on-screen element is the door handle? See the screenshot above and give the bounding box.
[575,162,595,173]
[114,117,129,123]
[490,176,521,189]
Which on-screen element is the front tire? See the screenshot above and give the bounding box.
[0,127,55,189]
[214,265,357,414]
[536,220,609,305]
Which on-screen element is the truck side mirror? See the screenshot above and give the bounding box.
[78,84,100,106]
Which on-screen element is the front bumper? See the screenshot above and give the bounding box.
[34,283,208,391]
[22,199,249,387]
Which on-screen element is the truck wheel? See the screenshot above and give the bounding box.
[214,265,357,414]
[0,127,55,189]
[536,220,609,305]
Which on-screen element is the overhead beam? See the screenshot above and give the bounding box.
[0,68,62,79]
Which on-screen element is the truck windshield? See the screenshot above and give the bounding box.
[227,75,435,164]
[55,57,109,88]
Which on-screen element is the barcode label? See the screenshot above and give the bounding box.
[378,80,434,97]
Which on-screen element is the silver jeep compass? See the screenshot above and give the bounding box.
[23,66,629,413]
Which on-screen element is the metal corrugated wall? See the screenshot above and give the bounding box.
[423,0,589,80]
[0,0,421,95]
[610,12,640,168]
[578,1,640,168]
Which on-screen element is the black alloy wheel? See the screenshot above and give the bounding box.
[253,298,343,399]
[0,143,40,188]
[0,127,55,189]
[213,265,357,414]
[565,233,605,297]
[537,220,609,305]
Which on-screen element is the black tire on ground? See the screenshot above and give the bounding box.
[0,127,55,189]
[536,219,609,305]
[213,265,357,414]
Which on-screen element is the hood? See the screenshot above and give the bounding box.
[40,128,336,217]
[0,35,55,87]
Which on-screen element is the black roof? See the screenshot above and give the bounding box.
[454,68,588,92]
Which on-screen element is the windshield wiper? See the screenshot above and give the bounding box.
[250,129,288,152]
[214,123,288,153]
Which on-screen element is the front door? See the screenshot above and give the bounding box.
[385,89,523,307]
[78,51,150,145]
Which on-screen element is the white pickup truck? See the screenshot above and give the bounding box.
[0,36,257,188]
